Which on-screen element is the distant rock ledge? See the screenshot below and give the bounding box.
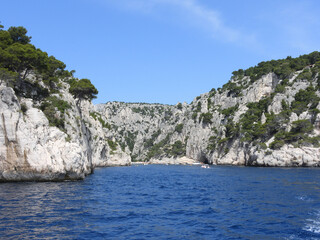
[149,157,200,165]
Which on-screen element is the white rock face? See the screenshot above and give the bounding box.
[79,100,131,167]
[252,146,320,167]
[1,65,320,181]
[94,71,320,167]
[0,81,131,181]
[0,87,91,181]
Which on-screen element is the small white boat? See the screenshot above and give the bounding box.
[201,164,210,169]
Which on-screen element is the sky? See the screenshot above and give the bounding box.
[1,0,320,104]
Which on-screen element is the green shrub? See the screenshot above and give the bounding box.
[222,82,243,97]
[270,139,285,149]
[107,139,117,152]
[265,150,272,155]
[221,104,239,116]
[146,134,171,160]
[297,68,312,81]
[275,84,286,93]
[232,69,244,79]
[164,110,173,121]
[291,86,320,115]
[69,78,98,101]
[209,88,216,98]
[20,103,27,114]
[207,136,217,151]
[225,121,240,139]
[224,147,230,154]
[0,68,17,87]
[175,123,184,133]
[132,107,147,115]
[259,142,267,150]
[191,112,198,121]
[218,138,228,145]
[271,120,315,148]
[281,100,289,110]
[199,112,213,124]
[144,129,161,148]
[207,98,212,110]
[291,120,314,134]
[232,52,320,83]
[240,97,272,141]
[303,136,320,147]
[40,96,71,130]
[65,135,71,142]
[196,102,202,111]
[125,131,138,152]
[41,96,70,113]
[170,140,185,157]
[90,112,111,129]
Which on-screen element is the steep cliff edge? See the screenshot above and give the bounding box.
[0,81,130,181]
[94,52,320,167]
[0,25,130,181]
[0,86,91,181]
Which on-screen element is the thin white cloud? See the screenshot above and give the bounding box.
[162,0,242,42]
[280,3,320,53]
[258,0,320,54]
[97,0,258,47]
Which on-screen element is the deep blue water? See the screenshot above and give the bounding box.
[0,165,320,239]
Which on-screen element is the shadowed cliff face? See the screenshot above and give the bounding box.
[93,70,320,167]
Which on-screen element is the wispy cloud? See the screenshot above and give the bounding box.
[257,0,320,55]
[98,0,258,47]
[278,1,320,53]
[164,0,241,42]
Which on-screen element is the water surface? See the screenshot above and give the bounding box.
[0,165,320,239]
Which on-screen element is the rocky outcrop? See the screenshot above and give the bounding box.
[94,69,320,167]
[149,156,200,165]
[1,53,320,182]
[0,87,90,181]
[0,81,130,181]
[247,145,320,167]
[78,100,131,167]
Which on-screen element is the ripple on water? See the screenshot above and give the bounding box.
[296,195,314,202]
[0,165,319,239]
[304,210,320,234]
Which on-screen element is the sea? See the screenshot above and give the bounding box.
[0,165,320,240]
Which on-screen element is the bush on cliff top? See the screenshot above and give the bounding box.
[0,25,72,88]
[0,24,98,103]
[232,51,320,82]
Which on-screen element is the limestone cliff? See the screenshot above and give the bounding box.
[0,80,130,182]
[1,40,320,183]
[94,54,320,167]
[0,24,131,181]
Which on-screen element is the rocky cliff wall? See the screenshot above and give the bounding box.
[0,79,130,181]
[1,53,320,182]
[94,68,320,167]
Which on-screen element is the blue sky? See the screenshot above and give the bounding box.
[2,0,320,104]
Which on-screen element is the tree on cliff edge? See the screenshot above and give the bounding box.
[69,78,98,105]
[8,26,31,44]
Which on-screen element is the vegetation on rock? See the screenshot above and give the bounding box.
[2,23,320,165]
